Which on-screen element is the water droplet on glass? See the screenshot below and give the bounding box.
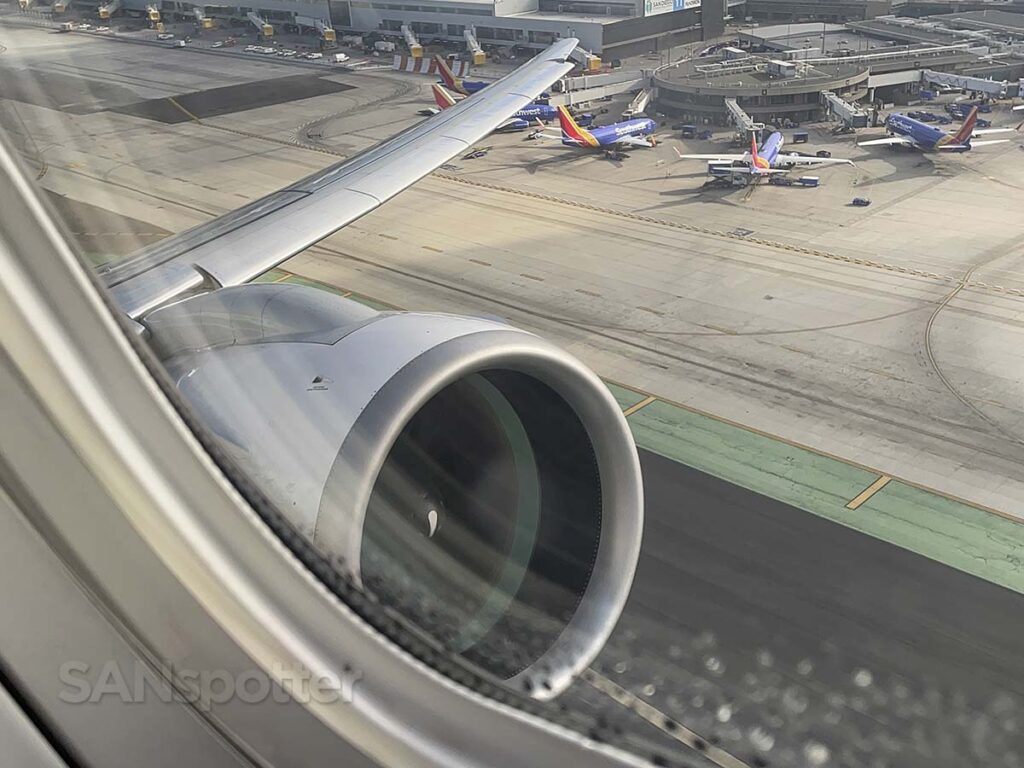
[783,686,809,715]
[804,740,831,766]
[797,658,814,676]
[750,726,775,752]
[716,704,732,723]
[704,656,725,675]
[853,668,874,688]
[756,649,774,668]
[642,683,656,697]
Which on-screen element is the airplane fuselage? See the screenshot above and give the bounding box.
[562,117,656,148]
[515,103,559,122]
[885,114,971,153]
[754,131,784,171]
[460,80,488,95]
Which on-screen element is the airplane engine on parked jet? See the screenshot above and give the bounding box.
[141,283,643,699]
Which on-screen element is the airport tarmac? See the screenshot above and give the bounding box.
[5,26,1024,765]
[5,26,1024,515]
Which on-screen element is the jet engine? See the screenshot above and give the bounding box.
[142,283,643,699]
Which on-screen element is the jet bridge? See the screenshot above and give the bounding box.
[923,70,1009,98]
[97,0,120,19]
[820,91,869,129]
[315,18,335,44]
[401,24,422,58]
[247,11,272,38]
[295,14,335,43]
[724,97,763,133]
[622,87,652,119]
[570,46,602,73]
[464,28,485,66]
[193,7,213,29]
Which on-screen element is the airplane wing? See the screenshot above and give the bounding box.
[858,136,917,148]
[615,135,655,149]
[673,149,747,162]
[776,153,854,167]
[101,38,580,319]
[962,139,1012,148]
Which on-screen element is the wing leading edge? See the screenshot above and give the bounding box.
[104,38,580,319]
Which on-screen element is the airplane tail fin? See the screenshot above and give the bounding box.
[750,131,767,169]
[433,55,458,89]
[431,83,458,110]
[952,106,979,145]
[557,105,590,143]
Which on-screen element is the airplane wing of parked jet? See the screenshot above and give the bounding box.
[100,38,580,320]
[775,152,854,166]
[616,134,657,148]
[674,151,748,162]
[858,135,918,148]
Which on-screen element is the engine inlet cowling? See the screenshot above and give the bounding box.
[144,283,643,699]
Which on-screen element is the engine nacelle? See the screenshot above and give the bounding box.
[143,283,643,699]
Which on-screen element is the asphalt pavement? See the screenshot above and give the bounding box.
[580,449,1024,767]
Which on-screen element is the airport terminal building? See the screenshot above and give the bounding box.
[65,0,743,53]
[654,51,870,123]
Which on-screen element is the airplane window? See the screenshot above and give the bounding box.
[4,11,1024,768]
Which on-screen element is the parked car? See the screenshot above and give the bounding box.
[211,41,224,48]
[851,197,872,207]
[815,149,832,158]
[462,149,489,160]
[157,32,174,40]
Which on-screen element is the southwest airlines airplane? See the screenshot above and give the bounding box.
[675,131,854,176]
[556,105,656,150]
[430,83,559,129]
[859,106,1015,152]
[434,54,490,96]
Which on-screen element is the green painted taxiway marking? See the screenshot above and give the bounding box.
[606,382,649,412]
[625,398,878,521]
[614,386,1024,596]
